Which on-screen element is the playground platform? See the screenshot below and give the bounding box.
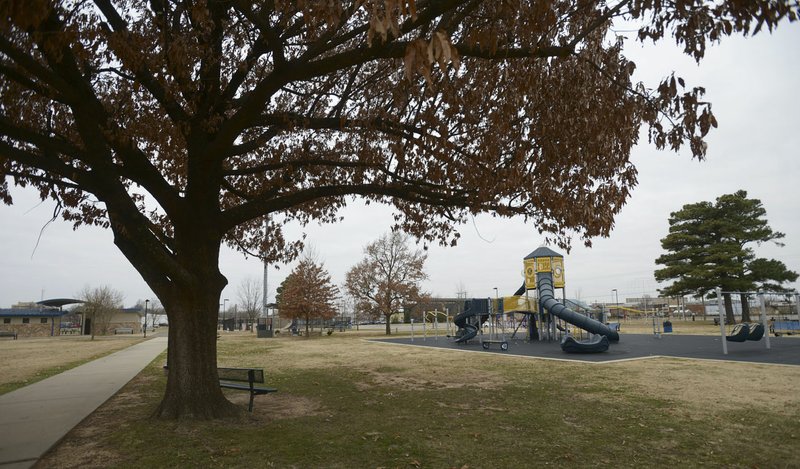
[374,334,800,366]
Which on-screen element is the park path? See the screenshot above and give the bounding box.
[0,336,168,469]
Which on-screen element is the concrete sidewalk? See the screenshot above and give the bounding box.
[0,336,168,469]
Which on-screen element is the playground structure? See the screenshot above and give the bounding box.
[452,298,489,344]
[607,305,645,319]
[451,247,620,353]
[525,247,619,352]
[411,310,453,341]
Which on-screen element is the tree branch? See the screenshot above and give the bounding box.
[221,181,476,231]
[92,0,190,124]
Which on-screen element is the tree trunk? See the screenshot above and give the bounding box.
[385,313,392,335]
[154,282,240,419]
[740,293,752,322]
[103,142,239,419]
[143,224,239,419]
[723,293,736,324]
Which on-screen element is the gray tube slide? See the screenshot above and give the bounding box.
[537,272,620,342]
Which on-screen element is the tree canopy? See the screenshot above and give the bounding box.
[346,231,427,334]
[2,1,798,418]
[278,257,339,336]
[655,190,798,322]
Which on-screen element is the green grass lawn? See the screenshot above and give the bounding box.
[41,332,800,468]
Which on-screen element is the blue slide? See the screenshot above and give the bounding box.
[453,299,489,343]
[537,272,620,342]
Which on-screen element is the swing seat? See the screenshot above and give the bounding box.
[746,323,764,341]
[725,323,750,342]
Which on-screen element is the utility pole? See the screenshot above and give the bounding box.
[263,217,270,317]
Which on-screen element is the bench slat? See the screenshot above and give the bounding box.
[219,382,277,394]
[217,367,264,383]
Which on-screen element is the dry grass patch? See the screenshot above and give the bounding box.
[617,318,723,335]
[223,392,326,422]
[0,335,145,394]
[37,332,800,468]
[269,335,513,392]
[618,358,800,414]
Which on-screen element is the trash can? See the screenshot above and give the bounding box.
[663,321,673,333]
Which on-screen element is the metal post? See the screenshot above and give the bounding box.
[759,293,771,350]
[489,297,495,341]
[262,217,270,317]
[489,287,500,339]
[796,294,800,321]
[422,314,426,340]
[717,287,727,355]
[410,318,414,342]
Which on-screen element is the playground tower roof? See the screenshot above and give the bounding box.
[524,246,563,259]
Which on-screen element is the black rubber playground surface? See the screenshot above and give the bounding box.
[374,333,800,366]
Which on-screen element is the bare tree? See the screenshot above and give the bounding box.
[237,277,263,332]
[80,286,124,339]
[149,300,165,330]
[134,299,165,332]
[346,232,428,335]
[337,293,357,327]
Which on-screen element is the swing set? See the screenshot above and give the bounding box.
[714,287,771,355]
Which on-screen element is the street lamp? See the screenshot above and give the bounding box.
[612,289,619,320]
[144,299,149,337]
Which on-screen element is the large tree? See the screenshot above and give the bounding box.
[655,190,798,323]
[345,231,427,334]
[1,1,797,418]
[277,257,339,336]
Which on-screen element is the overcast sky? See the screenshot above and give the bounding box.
[1,24,798,309]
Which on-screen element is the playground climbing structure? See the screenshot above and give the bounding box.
[524,247,619,352]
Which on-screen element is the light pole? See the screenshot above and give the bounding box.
[493,287,499,328]
[144,299,149,337]
[612,289,619,320]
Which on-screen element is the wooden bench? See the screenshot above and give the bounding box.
[0,331,18,340]
[217,367,277,412]
[114,327,134,334]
